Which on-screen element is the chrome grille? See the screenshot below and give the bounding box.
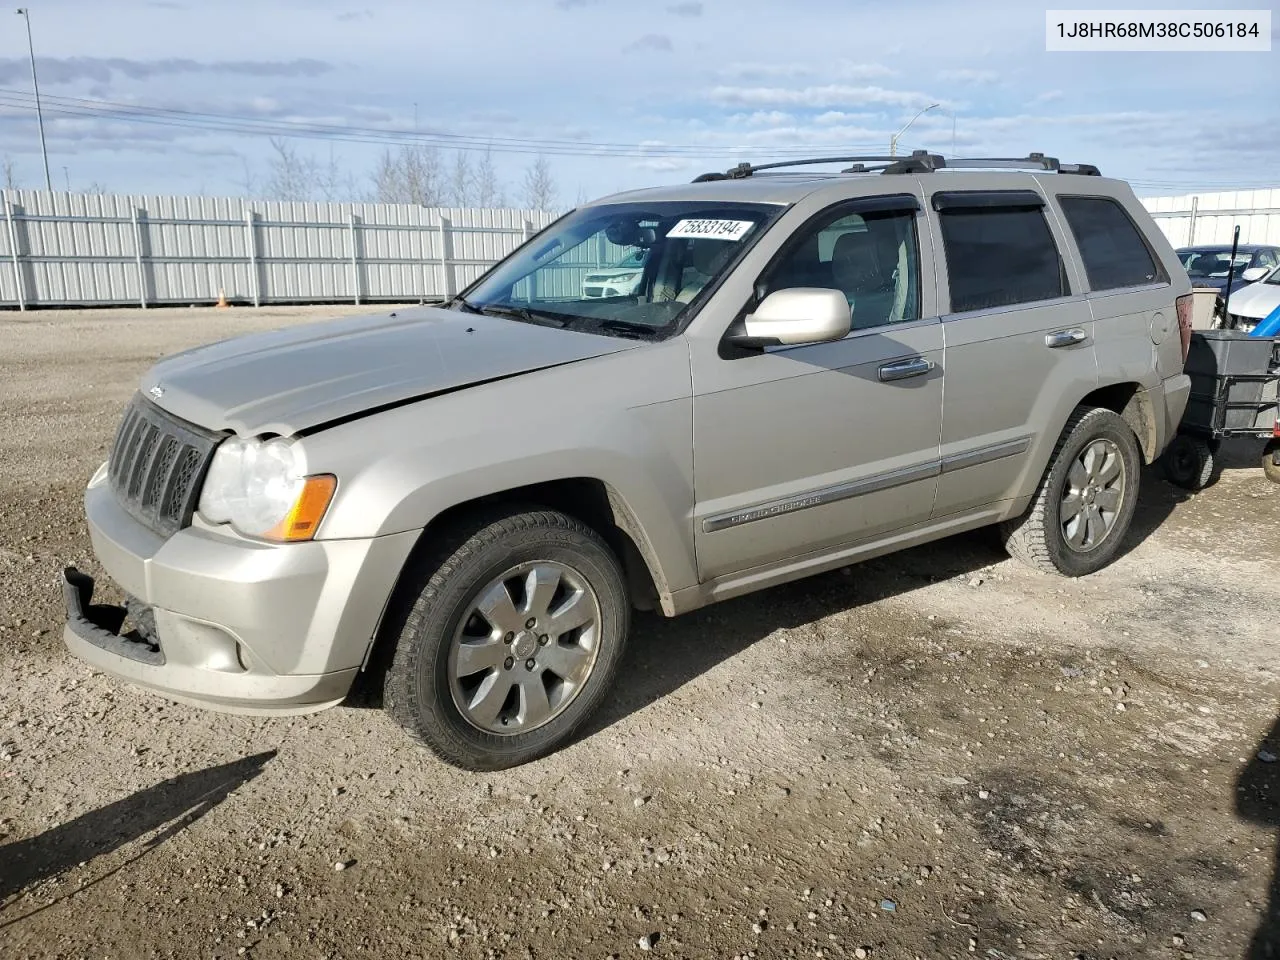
[107,394,222,538]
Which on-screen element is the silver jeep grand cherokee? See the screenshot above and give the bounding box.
[62,152,1194,770]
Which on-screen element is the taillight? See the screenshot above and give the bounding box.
[1175,293,1194,365]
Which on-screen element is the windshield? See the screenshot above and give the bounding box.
[1266,264,1280,286]
[1180,249,1252,278]
[459,201,784,339]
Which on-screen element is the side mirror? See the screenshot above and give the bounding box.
[727,288,852,348]
[1240,266,1268,283]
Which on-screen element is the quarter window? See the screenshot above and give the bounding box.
[1059,196,1162,291]
[938,205,1067,312]
[763,207,920,330]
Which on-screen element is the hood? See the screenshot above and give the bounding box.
[1227,281,1280,320]
[143,306,643,436]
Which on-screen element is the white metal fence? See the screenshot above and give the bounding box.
[2,187,1277,311]
[1140,188,1280,248]
[0,190,559,310]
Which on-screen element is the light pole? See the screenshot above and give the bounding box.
[15,7,52,191]
[889,102,940,158]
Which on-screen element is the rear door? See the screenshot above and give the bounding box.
[926,182,1098,519]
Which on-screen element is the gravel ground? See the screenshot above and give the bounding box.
[2,305,1279,960]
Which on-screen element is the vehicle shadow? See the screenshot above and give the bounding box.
[584,469,1182,738]
[1238,718,1280,958]
[0,750,275,910]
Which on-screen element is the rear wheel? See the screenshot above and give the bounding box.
[1263,439,1280,485]
[382,508,629,771]
[1161,434,1217,491]
[1001,406,1141,577]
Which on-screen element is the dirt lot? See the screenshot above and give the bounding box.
[2,306,1279,960]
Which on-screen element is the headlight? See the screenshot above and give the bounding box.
[611,272,640,284]
[198,437,336,542]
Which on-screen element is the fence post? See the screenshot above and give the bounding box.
[130,206,147,309]
[438,214,453,300]
[245,209,260,307]
[1187,195,1199,246]
[349,212,361,305]
[3,191,23,311]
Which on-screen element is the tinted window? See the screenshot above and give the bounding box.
[939,206,1066,312]
[1256,249,1279,269]
[765,208,920,330]
[1059,196,1161,291]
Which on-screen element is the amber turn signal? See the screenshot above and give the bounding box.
[265,474,337,542]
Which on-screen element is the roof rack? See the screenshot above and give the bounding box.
[691,150,1100,182]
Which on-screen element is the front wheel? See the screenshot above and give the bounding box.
[1001,406,1142,577]
[1263,439,1280,485]
[382,508,629,771]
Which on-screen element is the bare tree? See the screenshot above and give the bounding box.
[2,154,18,191]
[315,146,359,202]
[265,137,319,201]
[372,144,446,205]
[472,146,504,208]
[85,180,109,194]
[233,154,259,198]
[521,155,557,212]
[449,151,473,207]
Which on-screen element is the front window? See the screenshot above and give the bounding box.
[460,201,783,339]
[1265,264,1280,286]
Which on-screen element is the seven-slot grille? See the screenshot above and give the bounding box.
[107,393,222,538]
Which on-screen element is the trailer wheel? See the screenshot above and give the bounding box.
[1263,439,1280,485]
[1161,435,1216,491]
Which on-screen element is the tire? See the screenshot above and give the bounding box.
[1263,439,1280,485]
[382,507,629,771]
[1000,406,1142,577]
[1161,434,1217,491]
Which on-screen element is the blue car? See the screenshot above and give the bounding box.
[1176,244,1280,297]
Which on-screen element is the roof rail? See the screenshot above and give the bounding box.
[691,150,1100,182]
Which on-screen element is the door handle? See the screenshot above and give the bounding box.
[1045,328,1088,348]
[878,356,933,382]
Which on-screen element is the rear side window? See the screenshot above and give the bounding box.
[1058,196,1162,291]
[938,206,1067,312]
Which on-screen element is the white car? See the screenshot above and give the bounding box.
[582,249,647,298]
[1224,263,1280,333]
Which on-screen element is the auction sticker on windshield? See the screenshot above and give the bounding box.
[666,219,755,241]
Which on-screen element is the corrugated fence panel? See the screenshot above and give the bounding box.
[1142,188,1280,249]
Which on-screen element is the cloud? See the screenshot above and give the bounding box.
[729,110,796,127]
[666,1,703,15]
[717,61,893,82]
[625,34,674,54]
[633,157,690,171]
[1033,89,1064,103]
[814,110,878,125]
[555,0,597,7]
[937,68,999,85]
[707,84,940,110]
[336,9,373,21]
[145,1,185,8]
[0,57,333,87]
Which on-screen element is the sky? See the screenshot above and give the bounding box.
[0,0,1276,204]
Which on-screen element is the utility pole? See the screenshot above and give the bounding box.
[15,8,52,191]
[889,102,939,158]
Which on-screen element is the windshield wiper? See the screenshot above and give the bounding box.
[592,319,663,339]
[474,304,572,327]
[450,296,483,314]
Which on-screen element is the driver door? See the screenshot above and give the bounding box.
[691,195,945,581]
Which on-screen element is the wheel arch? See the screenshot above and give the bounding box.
[354,477,671,698]
[1078,381,1158,463]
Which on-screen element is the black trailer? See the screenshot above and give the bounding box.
[1160,331,1280,490]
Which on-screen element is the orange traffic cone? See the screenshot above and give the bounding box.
[216,288,228,309]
